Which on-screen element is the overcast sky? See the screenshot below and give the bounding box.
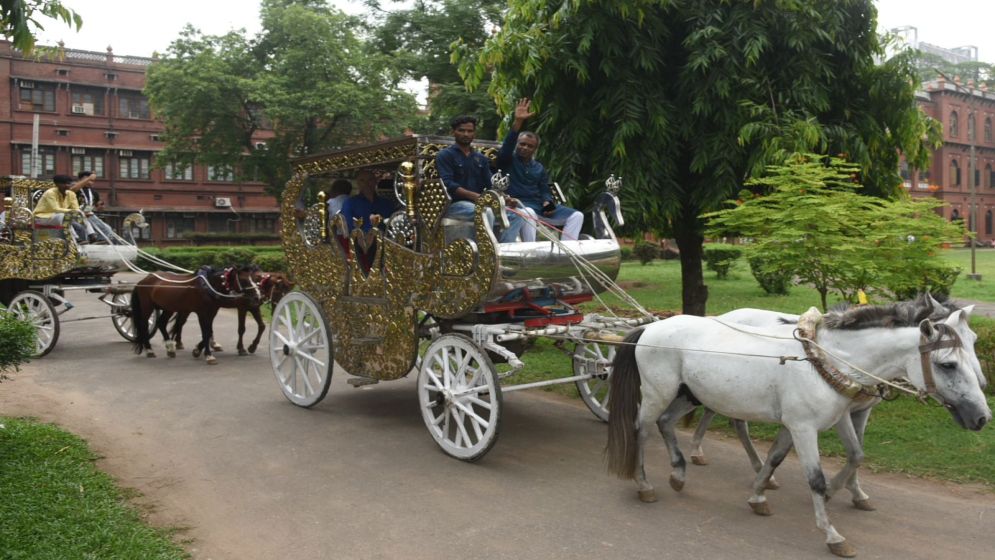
[33,0,995,62]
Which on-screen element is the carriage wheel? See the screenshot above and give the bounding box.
[417,334,502,461]
[269,292,333,408]
[573,341,616,422]
[9,290,60,357]
[109,292,159,342]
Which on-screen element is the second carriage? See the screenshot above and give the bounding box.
[269,136,654,461]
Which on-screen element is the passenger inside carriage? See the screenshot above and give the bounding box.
[340,169,397,233]
[33,174,96,243]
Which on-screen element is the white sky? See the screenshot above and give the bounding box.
[33,0,995,62]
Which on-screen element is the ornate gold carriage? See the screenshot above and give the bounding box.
[269,136,651,461]
[1,176,144,356]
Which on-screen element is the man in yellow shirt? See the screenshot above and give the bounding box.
[34,174,95,242]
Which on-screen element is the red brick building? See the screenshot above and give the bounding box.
[0,41,279,245]
[911,78,995,245]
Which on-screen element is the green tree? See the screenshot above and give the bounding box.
[0,307,35,378]
[459,0,940,315]
[0,0,81,53]
[370,0,505,137]
[146,0,417,195]
[705,155,965,311]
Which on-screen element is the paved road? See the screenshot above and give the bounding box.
[2,288,994,560]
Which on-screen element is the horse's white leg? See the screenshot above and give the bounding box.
[165,340,176,358]
[657,397,697,492]
[733,419,780,490]
[790,426,853,557]
[689,408,715,466]
[634,398,671,503]
[747,427,793,515]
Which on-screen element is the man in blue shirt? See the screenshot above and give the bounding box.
[340,169,397,233]
[436,115,528,243]
[497,98,583,241]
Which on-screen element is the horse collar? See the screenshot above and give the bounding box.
[796,309,877,402]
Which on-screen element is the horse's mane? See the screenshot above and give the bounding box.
[823,294,960,330]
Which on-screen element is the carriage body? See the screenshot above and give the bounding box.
[2,176,144,355]
[280,135,624,382]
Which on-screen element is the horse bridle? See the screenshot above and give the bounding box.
[218,267,263,302]
[917,323,963,397]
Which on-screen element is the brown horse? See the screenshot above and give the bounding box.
[169,271,294,356]
[130,265,262,364]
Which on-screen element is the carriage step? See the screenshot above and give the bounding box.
[347,377,379,388]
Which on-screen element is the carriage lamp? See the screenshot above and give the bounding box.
[317,191,328,241]
[2,196,11,214]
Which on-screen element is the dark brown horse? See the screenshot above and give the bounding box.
[130,266,262,364]
[169,271,294,356]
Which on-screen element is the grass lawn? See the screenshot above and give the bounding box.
[511,251,995,489]
[0,417,188,559]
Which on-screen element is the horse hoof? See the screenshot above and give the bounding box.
[748,501,772,516]
[146,352,156,358]
[690,455,708,466]
[206,356,218,365]
[765,477,781,490]
[192,349,201,358]
[248,345,258,354]
[827,540,857,558]
[637,489,657,503]
[212,343,223,352]
[167,350,176,358]
[669,476,685,492]
[238,349,249,356]
[852,499,876,511]
[175,342,184,350]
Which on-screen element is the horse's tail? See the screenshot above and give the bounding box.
[131,286,149,354]
[605,327,645,480]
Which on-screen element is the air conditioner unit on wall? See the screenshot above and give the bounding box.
[215,197,232,208]
[254,142,267,150]
[71,104,86,114]
[19,80,34,88]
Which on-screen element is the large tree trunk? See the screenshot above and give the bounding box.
[675,226,707,316]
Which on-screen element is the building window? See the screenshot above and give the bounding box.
[900,160,910,181]
[252,217,276,233]
[986,118,993,143]
[950,159,960,187]
[19,82,56,112]
[20,147,56,178]
[118,93,150,119]
[71,151,105,177]
[119,152,151,179]
[986,210,993,235]
[968,114,976,141]
[208,215,234,233]
[163,162,193,181]
[207,165,234,182]
[165,216,196,239]
[949,111,959,137]
[71,87,105,115]
[987,164,994,188]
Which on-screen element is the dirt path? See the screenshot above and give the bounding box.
[2,291,994,559]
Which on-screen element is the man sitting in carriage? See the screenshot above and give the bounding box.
[33,174,96,243]
[437,115,530,242]
[497,99,583,241]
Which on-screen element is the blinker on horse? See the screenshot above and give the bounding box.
[605,297,991,557]
[130,265,263,365]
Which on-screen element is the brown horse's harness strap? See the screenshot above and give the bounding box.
[917,328,962,397]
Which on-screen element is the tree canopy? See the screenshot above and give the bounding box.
[0,0,81,53]
[146,0,417,195]
[459,0,941,314]
[370,0,505,137]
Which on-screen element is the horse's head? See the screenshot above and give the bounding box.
[913,306,991,432]
[259,272,295,306]
[223,265,263,306]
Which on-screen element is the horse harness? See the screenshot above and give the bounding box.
[917,323,963,398]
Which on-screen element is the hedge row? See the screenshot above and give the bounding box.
[139,246,286,273]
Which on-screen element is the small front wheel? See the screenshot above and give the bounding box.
[9,290,60,357]
[269,292,333,408]
[417,334,501,461]
[110,291,158,342]
[573,341,615,422]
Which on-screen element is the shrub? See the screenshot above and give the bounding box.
[254,253,287,273]
[970,317,995,395]
[703,243,742,279]
[619,246,633,261]
[883,261,961,301]
[748,255,792,295]
[215,248,257,268]
[632,241,658,265]
[0,307,36,376]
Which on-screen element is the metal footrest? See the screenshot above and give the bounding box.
[347,377,380,388]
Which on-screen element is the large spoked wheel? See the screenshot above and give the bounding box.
[573,340,616,422]
[9,290,60,357]
[269,292,333,408]
[417,334,502,462]
[110,292,159,342]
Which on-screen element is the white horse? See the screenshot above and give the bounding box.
[606,300,990,557]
